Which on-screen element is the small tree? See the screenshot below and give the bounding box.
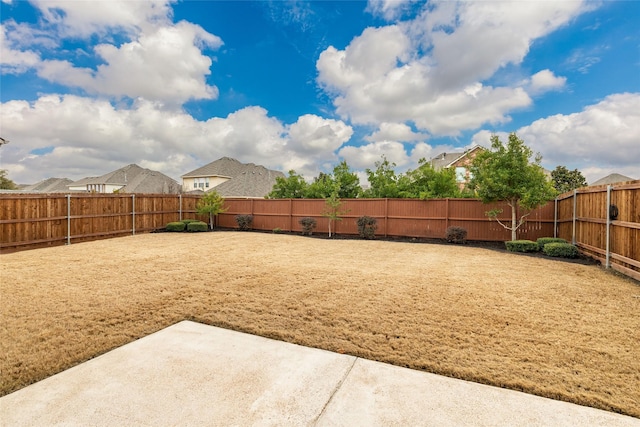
[469,133,557,241]
[322,189,349,238]
[196,190,227,230]
[268,170,308,198]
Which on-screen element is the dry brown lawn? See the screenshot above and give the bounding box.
[1,232,639,417]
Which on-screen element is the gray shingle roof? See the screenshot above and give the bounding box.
[182,157,284,198]
[429,152,465,170]
[21,177,74,192]
[70,164,181,193]
[590,173,635,186]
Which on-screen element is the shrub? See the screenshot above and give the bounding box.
[543,242,579,258]
[166,221,186,232]
[299,217,317,236]
[356,216,378,239]
[505,240,539,253]
[272,228,282,234]
[235,214,254,231]
[186,221,208,232]
[180,219,198,224]
[445,226,467,244]
[536,237,568,251]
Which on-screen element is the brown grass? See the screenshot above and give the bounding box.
[1,232,639,417]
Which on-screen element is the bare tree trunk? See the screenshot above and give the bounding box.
[511,202,517,241]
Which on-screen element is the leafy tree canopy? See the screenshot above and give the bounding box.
[268,170,308,198]
[400,159,461,199]
[469,132,557,240]
[0,169,17,190]
[363,156,401,198]
[551,165,587,193]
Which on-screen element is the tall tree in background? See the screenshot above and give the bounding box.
[401,159,460,199]
[469,133,557,241]
[268,170,308,198]
[0,170,17,190]
[363,156,401,198]
[551,166,587,193]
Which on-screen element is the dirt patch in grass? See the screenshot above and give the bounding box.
[1,232,639,417]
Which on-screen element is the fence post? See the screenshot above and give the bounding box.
[66,194,71,245]
[289,199,293,232]
[605,185,611,269]
[553,198,558,238]
[572,189,577,245]
[445,198,449,231]
[384,198,388,237]
[179,194,182,221]
[132,194,136,235]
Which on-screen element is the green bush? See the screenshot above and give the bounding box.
[272,228,282,234]
[543,242,579,258]
[356,216,377,239]
[536,237,568,251]
[235,214,254,231]
[299,217,317,236]
[505,240,539,253]
[166,221,186,232]
[180,219,199,224]
[445,226,467,244]
[186,221,208,232]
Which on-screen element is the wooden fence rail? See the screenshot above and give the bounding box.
[2,189,638,283]
[556,180,640,281]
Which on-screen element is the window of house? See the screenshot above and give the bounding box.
[455,167,466,182]
[205,177,210,188]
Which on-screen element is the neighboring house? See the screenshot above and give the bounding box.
[181,157,285,198]
[429,145,485,190]
[68,164,181,194]
[590,173,635,186]
[20,178,74,193]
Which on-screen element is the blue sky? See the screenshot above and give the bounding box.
[1,0,639,185]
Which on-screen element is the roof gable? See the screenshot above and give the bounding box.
[590,173,635,186]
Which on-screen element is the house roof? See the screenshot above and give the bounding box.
[181,157,245,178]
[429,146,484,170]
[21,177,74,193]
[69,164,181,193]
[590,173,635,186]
[182,157,285,198]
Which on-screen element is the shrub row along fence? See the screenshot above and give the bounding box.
[555,180,640,281]
[1,188,638,282]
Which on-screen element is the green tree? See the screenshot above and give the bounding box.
[306,172,335,198]
[400,159,461,199]
[306,161,361,199]
[0,169,17,190]
[196,190,228,230]
[551,166,587,194]
[321,189,349,237]
[268,170,308,198]
[469,133,557,241]
[332,160,361,198]
[363,156,401,198]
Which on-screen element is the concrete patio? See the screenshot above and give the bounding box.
[1,321,638,426]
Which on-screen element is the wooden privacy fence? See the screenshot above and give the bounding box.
[0,193,202,251]
[1,194,555,251]
[217,198,554,242]
[555,180,640,281]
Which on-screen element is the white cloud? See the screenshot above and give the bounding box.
[29,0,173,37]
[0,24,41,74]
[0,95,353,184]
[471,93,640,184]
[4,1,222,105]
[339,140,411,170]
[318,1,591,137]
[366,122,429,142]
[529,69,567,95]
[366,0,415,21]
